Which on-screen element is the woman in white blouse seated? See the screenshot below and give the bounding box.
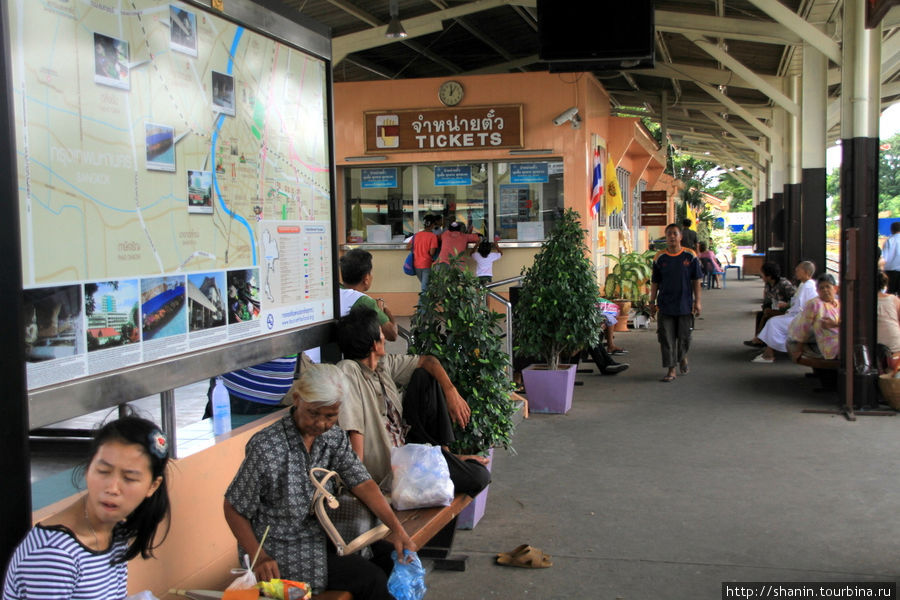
[751,260,818,363]
[3,415,171,600]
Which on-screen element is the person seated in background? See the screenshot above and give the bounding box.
[876,271,900,374]
[335,306,490,497]
[3,415,171,600]
[786,273,840,363]
[697,242,723,288]
[339,248,398,341]
[744,262,795,347]
[585,297,628,374]
[751,261,817,363]
[223,364,415,600]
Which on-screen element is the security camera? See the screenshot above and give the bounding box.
[553,106,579,126]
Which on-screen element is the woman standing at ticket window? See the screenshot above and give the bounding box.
[407,215,440,292]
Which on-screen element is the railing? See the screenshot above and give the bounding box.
[396,275,524,381]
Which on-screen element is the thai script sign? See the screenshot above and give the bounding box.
[365,105,523,153]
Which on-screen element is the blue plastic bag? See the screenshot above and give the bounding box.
[387,550,426,600]
[403,250,416,276]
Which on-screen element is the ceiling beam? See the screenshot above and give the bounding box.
[631,62,782,90]
[744,0,841,65]
[655,10,801,45]
[701,110,772,161]
[463,55,540,75]
[696,81,779,140]
[333,0,519,63]
[684,33,800,116]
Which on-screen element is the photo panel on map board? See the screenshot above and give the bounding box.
[85,280,140,352]
[187,271,227,332]
[211,71,235,116]
[140,276,187,341]
[169,5,198,57]
[146,123,176,172]
[23,285,85,363]
[93,32,130,90]
[227,268,260,324]
[187,170,214,214]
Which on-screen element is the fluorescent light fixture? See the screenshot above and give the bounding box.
[508,149,553,155]
[345,155,387,162]
[386,0,408,38]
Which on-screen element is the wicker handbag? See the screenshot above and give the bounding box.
[309,467,390,556]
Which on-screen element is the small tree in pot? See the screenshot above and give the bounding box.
[515,208,602,371]
[409,258,517,457]
[513,209,602,413]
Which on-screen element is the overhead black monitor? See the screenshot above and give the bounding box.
[537,0,655,69]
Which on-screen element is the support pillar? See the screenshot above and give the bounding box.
[785,77,803,271]
[0,4,32,567]
[801,42,828,273]
[839,0,881,409]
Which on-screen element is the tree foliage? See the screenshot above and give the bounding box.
[409,261,516,455]
[514,208,601,371]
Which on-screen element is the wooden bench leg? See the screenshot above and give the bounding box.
[417,516,468,571]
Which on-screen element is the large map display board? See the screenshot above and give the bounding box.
[10,0,334,390]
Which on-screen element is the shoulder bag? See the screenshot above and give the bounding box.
[309,467,390,556]
[403,234,416,276]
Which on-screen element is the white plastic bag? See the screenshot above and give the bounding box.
[390,443,454,510]
[226,553,259,590]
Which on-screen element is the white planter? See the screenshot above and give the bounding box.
[634,314,651,329]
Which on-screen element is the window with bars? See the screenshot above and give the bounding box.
[633,179,646,232]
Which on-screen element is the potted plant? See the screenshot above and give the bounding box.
[514,208,602,414]
[604,250,655,330]
[409,258,517,528]
[631,297,653,329]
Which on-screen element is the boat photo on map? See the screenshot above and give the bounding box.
[93,32,130,90]
[211,70,235,116]
[226,268,260,324]
[187,169,213,214]
[141,276,187,341]
[24,285,84,362]
[85,280,140,353]
[146,122,176,172]
[169,5,198,57]
[187,272,226,331]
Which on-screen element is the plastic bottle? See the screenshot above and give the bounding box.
[211,377,231,436]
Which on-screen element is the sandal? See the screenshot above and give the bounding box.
[679,359,689,375]
[660,374,676,382]
[496,544,552,568]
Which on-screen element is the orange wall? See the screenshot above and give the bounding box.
[333,72,665,312]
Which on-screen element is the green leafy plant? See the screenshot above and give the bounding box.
[514,208,602,371]
[604,250,655,301]
[409,260,517,456]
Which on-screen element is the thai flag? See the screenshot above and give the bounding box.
[590,148,603,217]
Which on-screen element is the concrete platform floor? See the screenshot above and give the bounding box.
[426,276,900,599]
[29,276,900,598]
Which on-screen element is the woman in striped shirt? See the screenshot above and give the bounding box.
[3,415,171,600]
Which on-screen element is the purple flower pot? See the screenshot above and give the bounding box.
[521,363,577,414]
[456,449,493,529]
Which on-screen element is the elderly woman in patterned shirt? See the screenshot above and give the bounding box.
[786,273,840,362]
[224,364,415,600]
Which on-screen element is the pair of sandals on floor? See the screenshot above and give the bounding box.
[495,544,552,568]
[661,358,689,382]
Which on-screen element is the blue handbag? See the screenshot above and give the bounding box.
[403,234,416,276]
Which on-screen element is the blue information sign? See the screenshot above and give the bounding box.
[510,162,548,183]
[434,165,472,186]
[360,167,398,188]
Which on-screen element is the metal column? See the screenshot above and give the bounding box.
[0,4,32,567]
[801,42,828,274]
[839,0,881,409]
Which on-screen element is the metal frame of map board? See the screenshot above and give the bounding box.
[0,0,339,436]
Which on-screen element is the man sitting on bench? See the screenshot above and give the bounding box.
[336,306,490,497]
